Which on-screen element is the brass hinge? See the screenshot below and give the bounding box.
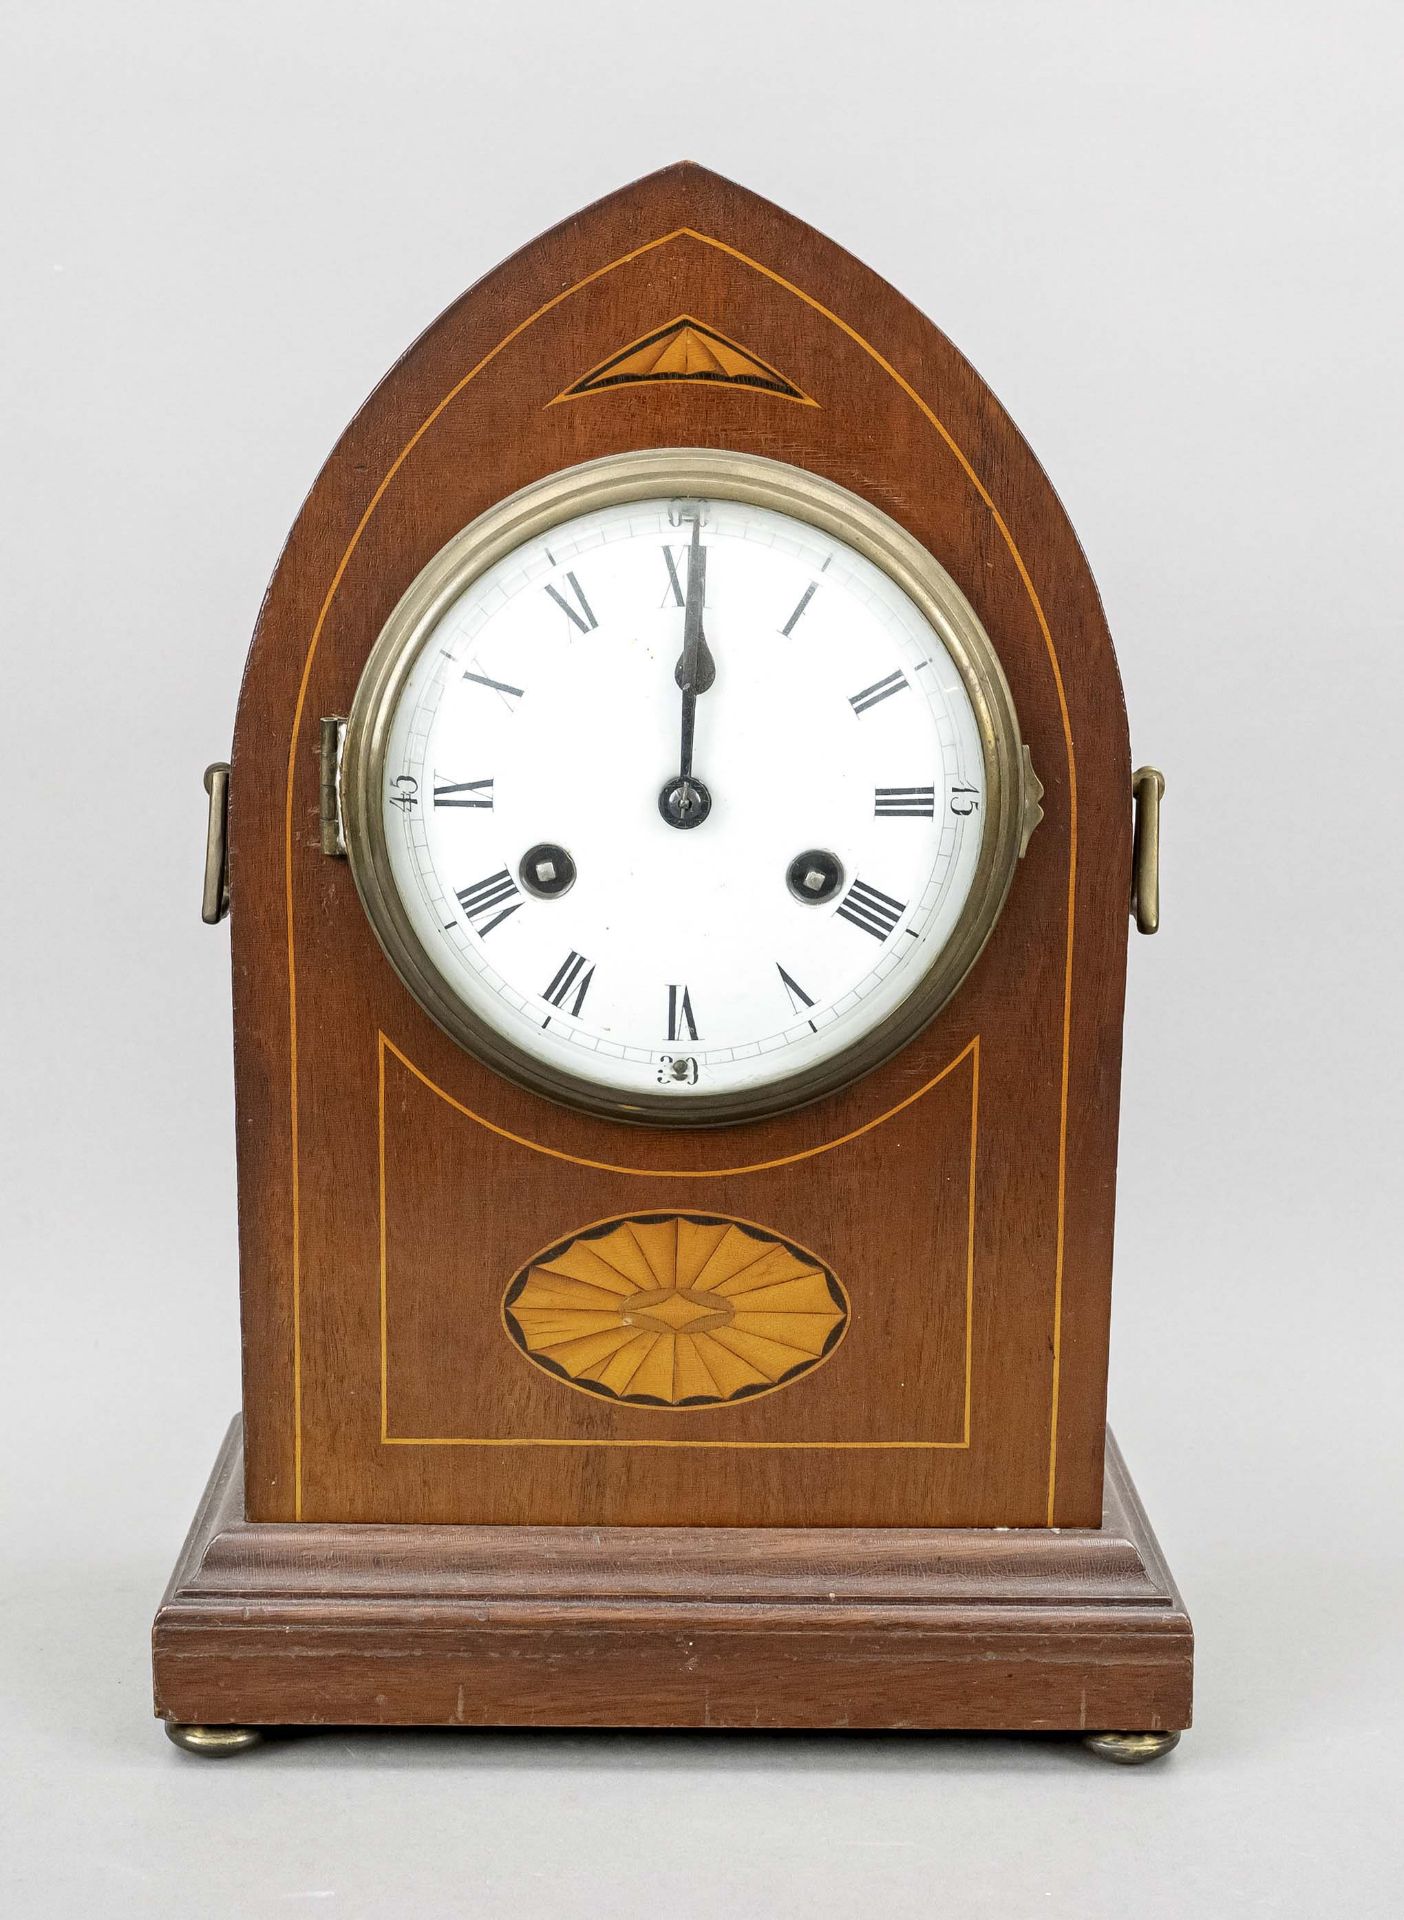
[1131,765,1164,934]
[320,717,348,857]
[201,763,230,924]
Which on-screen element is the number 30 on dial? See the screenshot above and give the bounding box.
[341,450,1040,1124]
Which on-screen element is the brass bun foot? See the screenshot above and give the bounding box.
[1083,1729,1182,1765]
[164,1722,263,1758]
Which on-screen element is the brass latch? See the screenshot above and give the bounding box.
[202,763,231,924]
[1131,766,1164,934]
[1019,745,1045,856]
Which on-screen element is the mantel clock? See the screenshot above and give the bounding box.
[154,165,1190,1762]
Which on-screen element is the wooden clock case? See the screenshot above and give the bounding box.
[153,165,1191,1749]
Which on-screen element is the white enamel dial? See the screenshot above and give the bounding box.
[347,456,1028,1124]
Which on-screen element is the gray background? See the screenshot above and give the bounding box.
[2,2,1400,1914]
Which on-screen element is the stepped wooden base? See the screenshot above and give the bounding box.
[152,1419,1192,1739]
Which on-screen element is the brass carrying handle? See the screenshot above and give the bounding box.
[202,763,230,924]
[1131,766,1164,934]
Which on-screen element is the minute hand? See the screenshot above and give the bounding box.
[673,519,715,784]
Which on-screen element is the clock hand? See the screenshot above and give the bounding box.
[659,511,715,829]
[674,512,715,702]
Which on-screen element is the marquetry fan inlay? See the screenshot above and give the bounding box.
[502,1214,847,1407]
[554,315,813,404]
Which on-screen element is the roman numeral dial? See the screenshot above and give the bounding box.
[365,471,1012,1121]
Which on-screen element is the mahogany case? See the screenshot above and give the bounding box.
[155,166,1194,1746]
[227,163,1132,1534]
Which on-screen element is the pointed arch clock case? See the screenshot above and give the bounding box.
[153,166,1191,1746]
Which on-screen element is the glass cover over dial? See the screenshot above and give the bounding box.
[344,454,1029,1124]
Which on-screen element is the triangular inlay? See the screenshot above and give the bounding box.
[553,315,815,406]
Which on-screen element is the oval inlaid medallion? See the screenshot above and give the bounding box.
[502,1213,848,1409]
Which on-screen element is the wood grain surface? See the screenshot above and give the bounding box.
[152,1419,1191,1732]
[226,163,1133,1528]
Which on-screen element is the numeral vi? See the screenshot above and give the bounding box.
[666,984,699,1042]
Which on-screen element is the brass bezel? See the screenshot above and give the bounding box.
[342,449,1032,1127]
